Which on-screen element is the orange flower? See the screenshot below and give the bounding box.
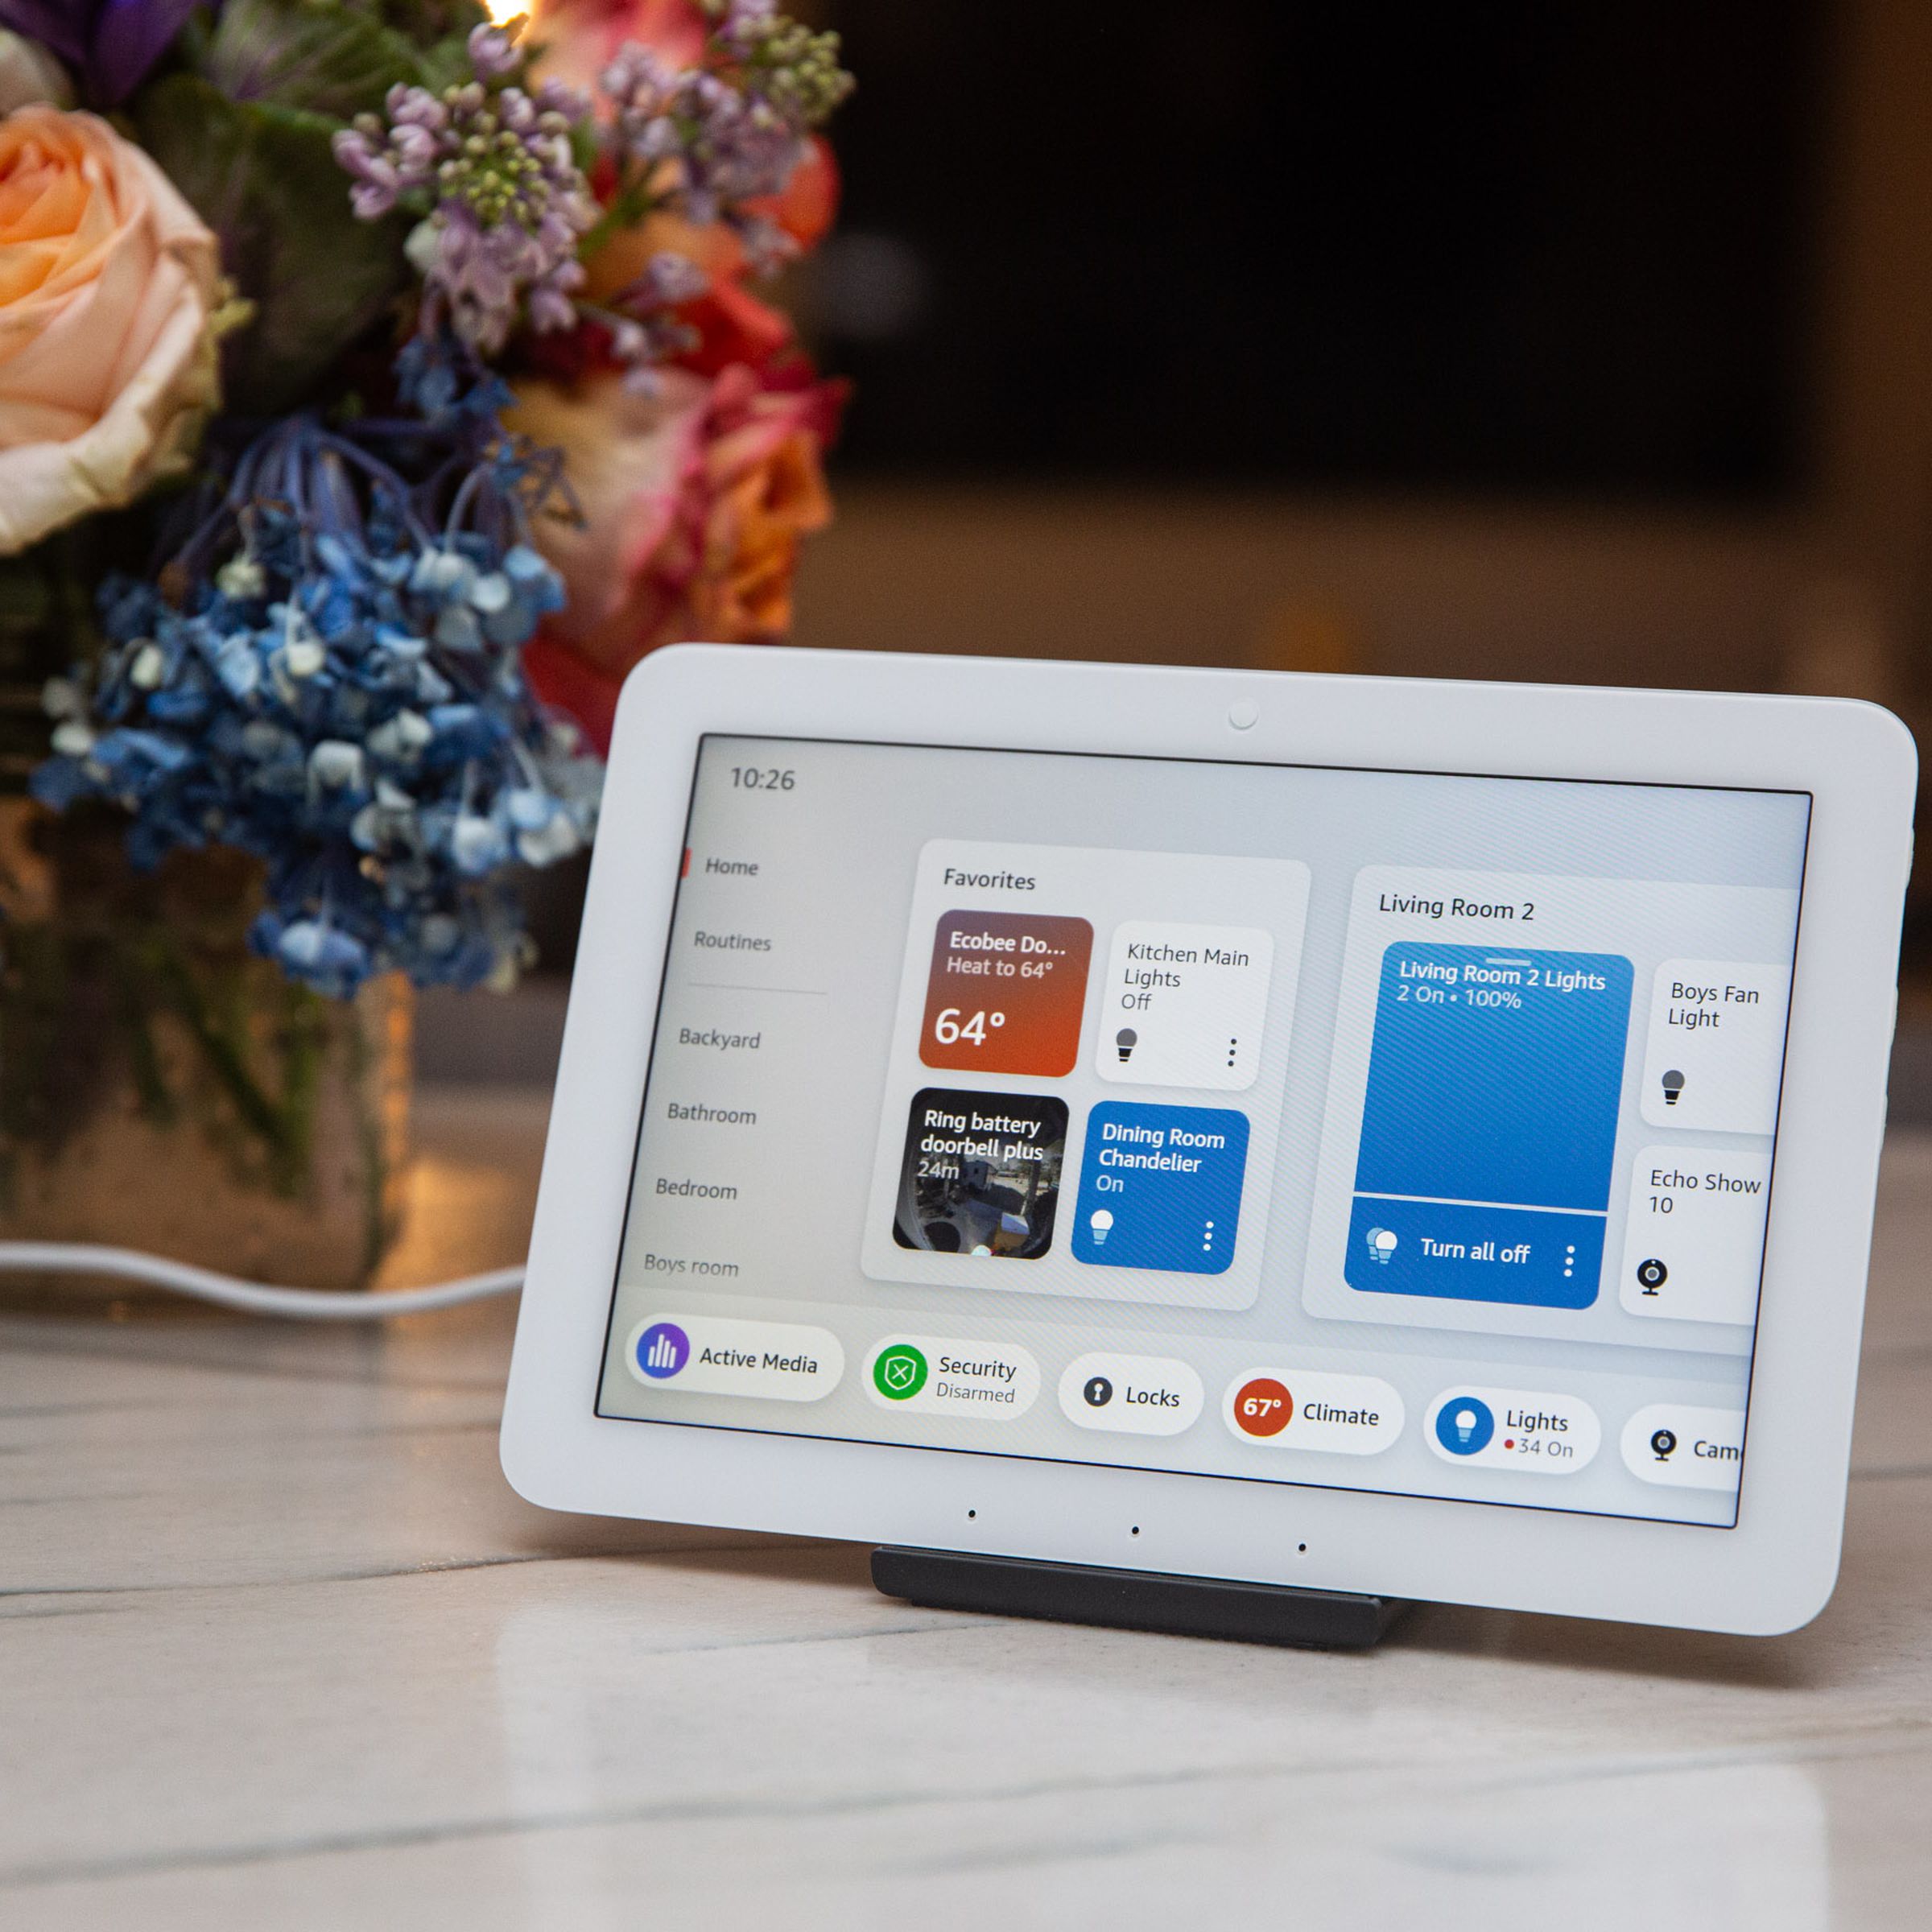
[0,105,229,554]
[689,361,836,638]
[510,361,840,750]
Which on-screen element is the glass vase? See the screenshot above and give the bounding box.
[0,803,411,1292]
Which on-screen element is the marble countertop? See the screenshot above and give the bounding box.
[2,1087,1929,1930]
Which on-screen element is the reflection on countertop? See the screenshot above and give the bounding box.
[0,1088,1928,1928]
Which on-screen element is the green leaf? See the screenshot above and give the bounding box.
[135,75,413,414]
[366,0,489,45]
[194,0,494,120]
[200,0,436,121]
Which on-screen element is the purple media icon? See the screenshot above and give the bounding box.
[635,1321,691,1380]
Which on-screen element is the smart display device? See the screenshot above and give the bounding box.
[502,645,1914,1634]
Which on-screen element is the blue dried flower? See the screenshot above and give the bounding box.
[32,375,601,999]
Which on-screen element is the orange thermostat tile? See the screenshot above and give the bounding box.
[919,910,1094,1077]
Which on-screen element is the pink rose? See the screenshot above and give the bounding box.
[0,105,229,555]
[510,361,840,750]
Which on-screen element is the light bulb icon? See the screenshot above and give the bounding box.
[1435,1393,1494,1456]
[1116,1028,1137,1064]
[1662,1068,1686,1107]
[1364,1226,1397,1265]
[1088,1208,1114,1247]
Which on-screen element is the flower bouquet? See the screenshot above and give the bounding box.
[0,0,851,1283]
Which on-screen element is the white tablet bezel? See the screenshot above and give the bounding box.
[502,644,1914,1635]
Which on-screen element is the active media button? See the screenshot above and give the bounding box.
[1221,1368,1404,1455]
[1423,1385,1600,1474]
[624,1315,843,1402]
[1058,1352,1203,1436]
[1620,1402,1746,1489]
[863,1335,1040,1420]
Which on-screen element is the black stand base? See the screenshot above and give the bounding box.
[871,1546,1408,1650]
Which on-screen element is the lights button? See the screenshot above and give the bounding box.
[1058,1352,1203,1436]
[1423,1386,1600,1474]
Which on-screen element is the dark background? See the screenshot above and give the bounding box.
[814,2,1822,501]
[536,2,1932,982]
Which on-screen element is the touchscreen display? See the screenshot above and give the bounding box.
[597,735,1810,1528]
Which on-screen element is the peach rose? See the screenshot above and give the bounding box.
[0,105,229,555]
[510,361,838,749]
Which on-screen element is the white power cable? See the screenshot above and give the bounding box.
[0,1241,522,1319]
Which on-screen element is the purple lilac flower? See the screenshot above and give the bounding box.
[600,12,850,267]
[708,5,853,129]
[333,39,596,356]
[570,251,708,394]
[0,0,210,105]
[465,22,521,82]
[602,42,804,249]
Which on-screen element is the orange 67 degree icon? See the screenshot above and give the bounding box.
[1232,1377,1294,1439]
